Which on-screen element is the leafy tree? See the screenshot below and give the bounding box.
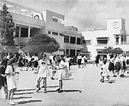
[0,4,16,46]
[22,33,60,53]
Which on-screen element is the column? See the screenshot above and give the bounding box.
[119,35,121,45]
[28,26,30,37]
[19,26,21,37]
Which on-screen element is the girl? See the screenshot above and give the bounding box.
[56,56,71,93]
[36,61,50,93]
[108,55,116,77]
[5,58,19,105]
[114,55,121,77]
[100,60,111,82]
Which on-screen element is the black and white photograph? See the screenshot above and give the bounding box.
[0,0,129,106]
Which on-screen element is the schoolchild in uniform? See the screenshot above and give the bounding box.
[100,60,111,82]
[36,61,50,93]
[5,58,19,105]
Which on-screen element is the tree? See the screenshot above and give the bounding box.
[0,4,16,46]
[22,33,60,53]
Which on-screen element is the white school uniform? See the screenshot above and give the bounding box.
[38,64,50,78]
[5,65,17,90]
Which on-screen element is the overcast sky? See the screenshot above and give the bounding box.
[7,0,129,33]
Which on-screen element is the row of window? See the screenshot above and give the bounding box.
[52,17,63,24]
[85,36,127,45]
[16,25,40,37]
[48,31,82,44]
[115,35,126,45]
[65,49,81,57]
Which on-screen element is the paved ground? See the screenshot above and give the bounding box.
[1,63,129,106]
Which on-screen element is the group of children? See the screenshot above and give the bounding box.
[0,52,72,105]
[98,53,128,83]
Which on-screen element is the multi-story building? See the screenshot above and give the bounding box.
[82,18,129,60]
[42,10,85,56]
[0,0,87,56]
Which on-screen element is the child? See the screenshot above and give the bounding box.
[5,58,19,105]
[36,61,50,93]
[100,60,111,83]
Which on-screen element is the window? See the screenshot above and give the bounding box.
[70,49,75,57]
[21,27,28,37]
[52,32,58,35]
[97,37,108,45]
[124,36,126,43]
[66,49,69,55]
[52,17,58,22]
[77,38,81,44]
[16,26,19,37]
[59,33,64,36]
[115,35,119,45]
[48,31,51,34]
[70,37,76,44]
[85,40,91,45]
[121,35,124,44]
[64,35,69,43]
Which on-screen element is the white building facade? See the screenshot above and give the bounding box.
[82,18,129,60]
[0,0,86,56]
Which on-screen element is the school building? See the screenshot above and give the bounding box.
[0,0,87,57]
[82,18,129,60]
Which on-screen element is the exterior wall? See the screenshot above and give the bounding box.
[42,10,64,33]
[0,0,87,56]
[11,13,44,28]
[0,0,45,46]
[82,18,129,60]
[43,10,85,56]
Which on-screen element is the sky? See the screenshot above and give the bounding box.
[7,0,129,33]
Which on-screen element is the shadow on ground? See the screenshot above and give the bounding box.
[39,89,82,93]
[14,96,32,100]
[14,92,34,95]
[112,104,129,106]
[16,89,36,92]
[17,100,42,104]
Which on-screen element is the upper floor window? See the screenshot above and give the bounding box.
[77,38,81,44]
[21,27,28,37]
[64,35,69,43]
[121,35,126,44]
[52,32,58,35]
[48,31,51,34]
[97,37,108,45]
[15,26,19,37]
[59,33,64,36]
[52,17,58,22]
[70,37,76,44]
[85,40,91,45]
